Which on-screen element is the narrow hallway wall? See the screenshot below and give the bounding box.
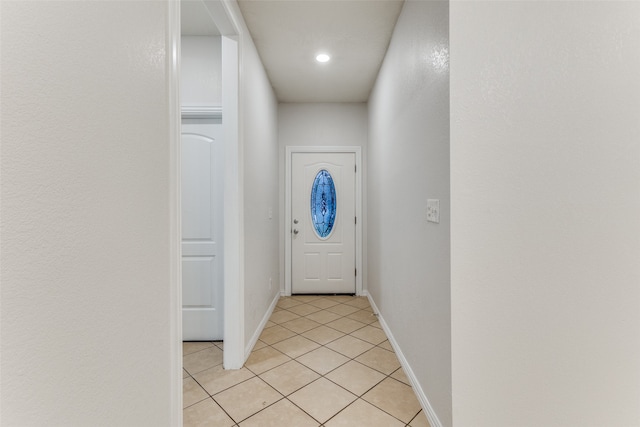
[367,1,451,425]
[1,2,176,424]
[450,2,640,425]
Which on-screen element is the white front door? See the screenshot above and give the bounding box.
[181,122,224,340]
[291,152,356,294]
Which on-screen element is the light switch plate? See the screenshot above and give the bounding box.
[427,199,440,223]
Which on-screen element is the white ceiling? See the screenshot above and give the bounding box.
[181,0,404,103]
[237,0,404,103]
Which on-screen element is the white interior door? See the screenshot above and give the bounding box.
[292,152,356,294]
[181,121,223,340]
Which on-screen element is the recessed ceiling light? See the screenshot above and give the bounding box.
[316,53,330,63]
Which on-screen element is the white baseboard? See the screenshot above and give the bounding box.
[364,291,444,427]
[244,292,280,362]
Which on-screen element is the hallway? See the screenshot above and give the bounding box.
[183,295,430,426]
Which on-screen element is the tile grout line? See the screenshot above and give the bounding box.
[262,299,367,425]
[261,298,415,425]
[259,298,372,424]
[268,304,380,343]
[309,299,419,425]
[231,375,290,425]
[185,297,421,427]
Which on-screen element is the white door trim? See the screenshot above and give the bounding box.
[167,1,181,425]
[181,105,223,120]
[285,146,362,296]
[220,34,244,369]
[170,11,245,427]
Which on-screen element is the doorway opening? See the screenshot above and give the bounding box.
[171,3,245,420]
[177,0,244,368]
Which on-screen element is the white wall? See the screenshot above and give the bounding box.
[367,1,451,426]
[278,103,368,149]
[181,36,222,107]
[450,2,640,426]
[278,103,368,293]
[1,2,176,425]
[224,2,281,353]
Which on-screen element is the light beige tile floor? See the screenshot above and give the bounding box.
[183,295,431,427]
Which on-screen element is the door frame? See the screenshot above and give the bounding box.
[285,146,363,296]
[169,4,245,424]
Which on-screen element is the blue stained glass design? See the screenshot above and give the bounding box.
[311,169,337,238]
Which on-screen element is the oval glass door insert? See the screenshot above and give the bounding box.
[310,169,337,238]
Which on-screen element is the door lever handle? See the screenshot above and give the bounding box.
[293,229,299,235]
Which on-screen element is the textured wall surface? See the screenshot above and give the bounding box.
[181,36,222,107]
[222,1,281,352]
[451,2,640,425]
[1,2,174,425]
[367,1,451,425]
